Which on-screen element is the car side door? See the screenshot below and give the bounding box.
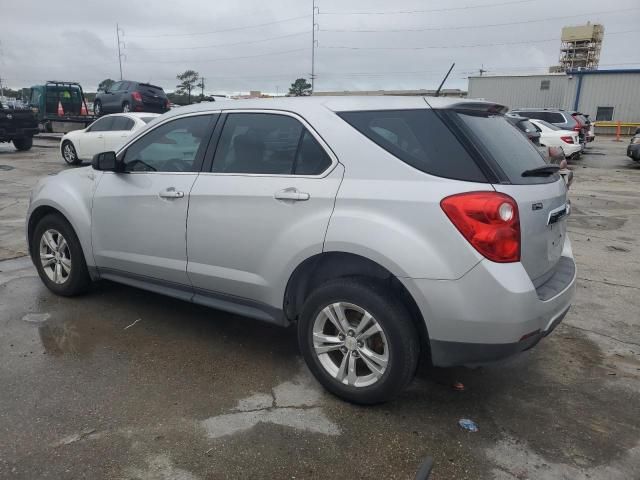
[103,115,136,152]
[91,113,218,286]
[186,111,344,320]
[76,116,113,159]
[104,81,123,113]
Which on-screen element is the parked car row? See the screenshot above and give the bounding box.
[627,133,640,162]
[511,108,594,149]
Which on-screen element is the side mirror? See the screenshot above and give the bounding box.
[92,151,120,172]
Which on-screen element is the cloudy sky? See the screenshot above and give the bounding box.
[1,0,639,94]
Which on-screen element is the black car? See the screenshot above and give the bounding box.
[0,100,38,151]
[94,81,169,116]
[627,135,640,162]
[506,114,541,145]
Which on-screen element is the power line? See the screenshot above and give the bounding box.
[319,29,639,51]
[319,0,535,15]
[128,47,308,65]
[126,14,311,38]
[321,7,640,33]
[126,31,310,51]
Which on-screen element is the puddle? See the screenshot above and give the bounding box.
[201,370,339,439]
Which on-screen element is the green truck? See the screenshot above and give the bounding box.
[28,81,95,133]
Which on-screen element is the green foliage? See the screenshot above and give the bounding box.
[176,70,200,104]
[288,78,312,96]
[98,79,115,92]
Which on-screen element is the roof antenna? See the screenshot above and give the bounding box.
[434,62,455,97]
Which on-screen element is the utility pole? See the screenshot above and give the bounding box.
[200,77,205,98]
[311,0,318,93]
[479,64,487,76]
[116,24,125,80]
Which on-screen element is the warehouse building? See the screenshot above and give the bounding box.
[468,69,640,126]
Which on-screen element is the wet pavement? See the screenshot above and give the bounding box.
[0,138,639,479]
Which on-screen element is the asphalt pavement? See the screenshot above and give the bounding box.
[0,137,639,479]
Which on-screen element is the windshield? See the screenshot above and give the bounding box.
[455,111,557,185]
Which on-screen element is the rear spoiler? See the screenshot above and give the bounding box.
[139,82,163,90]
[424,98,508,115]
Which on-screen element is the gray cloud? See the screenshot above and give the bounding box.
[1,0,638,94]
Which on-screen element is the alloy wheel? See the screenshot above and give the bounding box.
[39,229,72,284]
[312,302,389,388]
[63,143,76,164]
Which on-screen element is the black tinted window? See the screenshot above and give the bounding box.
[338,109,486,182]
[294,130,331,175]
[111,116,135,131]
[123,115,213,172]
[88,117,114,132]
[456,112,554,185]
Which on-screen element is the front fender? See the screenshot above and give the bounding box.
[27,167,100,267]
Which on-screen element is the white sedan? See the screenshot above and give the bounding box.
[529,118,582,159]
[60,113,159,165]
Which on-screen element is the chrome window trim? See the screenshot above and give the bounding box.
[200,108,339,179]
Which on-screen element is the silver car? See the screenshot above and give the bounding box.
[26,97,576,404]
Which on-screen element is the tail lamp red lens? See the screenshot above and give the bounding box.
[441,192,520,263]
[560,135,574,144]
[131,91,143,102]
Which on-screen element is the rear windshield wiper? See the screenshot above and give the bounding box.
[521,165,560,177]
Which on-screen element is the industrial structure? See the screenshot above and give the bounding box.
[467,69,640,125]
[555,22,605,72]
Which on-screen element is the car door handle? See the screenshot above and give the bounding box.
[159,188,184,199]
[274,188,310,201]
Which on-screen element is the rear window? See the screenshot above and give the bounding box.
[536,119,562,131]
[455,112,556,185]
[138,83,167,98]
[338,109,487,183]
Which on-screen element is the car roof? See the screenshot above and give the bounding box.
[157,96,506,119]
[102,112,160,119]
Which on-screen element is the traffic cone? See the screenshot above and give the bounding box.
[57,101,64,116]
[80,101,88,116]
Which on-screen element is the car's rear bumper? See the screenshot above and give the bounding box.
[401,238,576,367]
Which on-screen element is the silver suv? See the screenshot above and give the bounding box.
[26,97,576,404]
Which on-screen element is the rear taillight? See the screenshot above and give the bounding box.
[132,91,142,102]
[441,192,520,263]
[560,135,574,144]
[164,99,170,109]
[573,125,581,132]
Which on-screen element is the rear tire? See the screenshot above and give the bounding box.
[298,277,419,404]
[13,137,33,151]
[32,214,91,297]
[62,140,81,165]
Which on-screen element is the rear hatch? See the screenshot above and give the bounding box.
[137,83,167,108]
[446,107,569,283]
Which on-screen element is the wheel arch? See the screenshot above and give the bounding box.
[283,251,430,357]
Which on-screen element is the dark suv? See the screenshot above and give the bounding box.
[94,81,169,116]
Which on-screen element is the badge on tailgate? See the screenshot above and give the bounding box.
[547,204,569,225]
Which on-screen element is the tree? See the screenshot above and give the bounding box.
[98,79,115,92]
[176,70,200,104]
[288,78,312,96]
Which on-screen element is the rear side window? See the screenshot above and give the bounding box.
[212,113,331,175]
[338,109,486,182]
[455,112,554,185]
[111,116,135,131]
[88,116,114,132]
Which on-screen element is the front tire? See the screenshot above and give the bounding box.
[13,137,33,151]
[122,101,131,113]
[32,214,91,296]
[94,101,103,116]
[62,140,81,165]
[298,278,419,404]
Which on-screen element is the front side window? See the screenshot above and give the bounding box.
[87,117,114,132]
[212,113,331,175]
[123,115,213,172]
